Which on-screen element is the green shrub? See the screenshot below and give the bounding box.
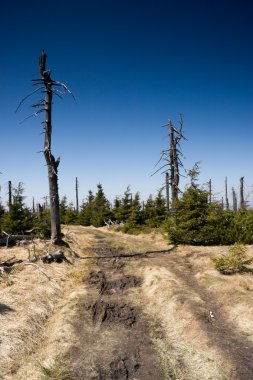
[212,243,253,274]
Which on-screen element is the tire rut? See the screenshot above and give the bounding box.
[163,253,253,380]
[70,245,163,379]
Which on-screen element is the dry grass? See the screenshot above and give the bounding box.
[0,231,93,379]
[1,227,253,379]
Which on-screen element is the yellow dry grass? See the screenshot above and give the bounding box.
[1,227,253,379]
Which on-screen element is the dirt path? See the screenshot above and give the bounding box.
[67,232,253,379]
[164,252,253,380]
[69,239,163,379]
[2,227,253,379]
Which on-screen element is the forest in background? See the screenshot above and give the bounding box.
[1,169,253,246]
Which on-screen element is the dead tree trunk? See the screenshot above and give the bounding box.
[39,51,61,244]
[75,177,79,212]
[32,197,35,213]
[240,176,245,209]
[169,115,185,206]
[225,177,229,210]
[152,115,185,209]
[8,181,12,210]
[232,188,237,212]
[16,50,75,244]
[165,172,170,211]
[37,204,42,221]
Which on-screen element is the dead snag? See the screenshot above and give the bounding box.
[152,114,186,207]
[16,50,75,244]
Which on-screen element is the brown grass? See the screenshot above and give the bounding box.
[1,227,253,379]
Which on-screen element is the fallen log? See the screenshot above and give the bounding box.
[0,257,23,267]
[0,235,33,246]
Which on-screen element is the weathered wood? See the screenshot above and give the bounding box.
[232,187,237,212]
[76,177,79,212]
[40,50,61,244]
[240,176,245,209]
[0,235,33,246]
[225,177,229,210]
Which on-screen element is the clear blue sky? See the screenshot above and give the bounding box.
[1,0,253,207]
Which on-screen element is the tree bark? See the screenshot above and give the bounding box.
[76,177,79,212]
[40,50,61,244]
[240,176,245,209]
[225,177,229,211]
[232,187,237,212]
[165,172,170,211]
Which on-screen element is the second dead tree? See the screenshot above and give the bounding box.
[232,187,237,212]
[153,115,186,208]
[240,176,245,209]
[75,177,79,212]
[225,177,229,211]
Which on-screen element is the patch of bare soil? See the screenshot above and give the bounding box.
[69,244,163,379]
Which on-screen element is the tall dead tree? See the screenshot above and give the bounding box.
[8,181,12,210]
[153,114,186,207]
[232,188,237,212]
[16,50,75,244]
[225,177,229,210]
[165,172,170,211]
[240,176,245,209]
[75,177,79,212]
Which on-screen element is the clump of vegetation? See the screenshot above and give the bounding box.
[212,244,253,274]
[39,356,74,380]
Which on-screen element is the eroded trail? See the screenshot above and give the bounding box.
[4,227,253,380]
[70,243,163,379]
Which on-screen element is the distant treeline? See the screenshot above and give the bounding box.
[1,180,253,245]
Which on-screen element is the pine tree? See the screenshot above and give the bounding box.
[79,191,94,226]
[2,183,33,234]
[60,195,68,224]
[65,202,78,225]
[91,184,111,227]
[143,195,156,223]
[112,196,123,221]
[0,201,5,233]
[153,189,166,226]
[120,185,132,222]
[126,192,142,228]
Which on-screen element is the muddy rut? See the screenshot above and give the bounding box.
[70,243,163,379]
[166,253,253,380]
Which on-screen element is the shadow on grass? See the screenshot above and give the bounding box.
[0,303,15,314]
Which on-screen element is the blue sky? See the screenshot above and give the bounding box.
[1,0,253,206]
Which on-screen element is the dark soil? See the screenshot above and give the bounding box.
[90,300,138,326]
[70,245,163,380]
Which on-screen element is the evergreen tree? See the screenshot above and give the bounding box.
[166,185,211,244]
[0,201,5,233]
[143,195,156,222]
[64,201,78,224]
[2,183,33,234]
[125,192,142,228]
[112,196,122,221]
[91,184,111,227]
[153,189,166,226]
[59,195,68,223]
[79,190,94,226]
[120,185,132,222]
